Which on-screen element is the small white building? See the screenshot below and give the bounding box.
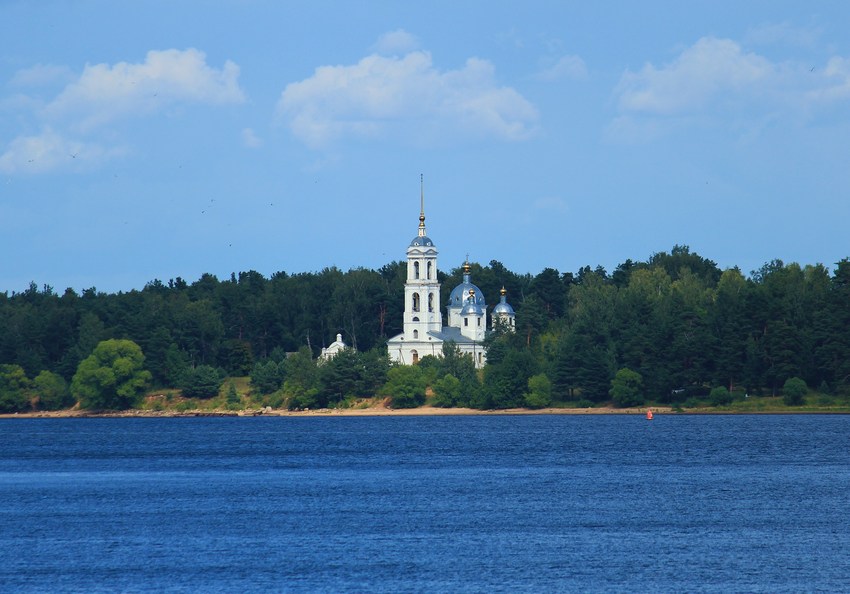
[387,180,514,369]
[320,333,348,361]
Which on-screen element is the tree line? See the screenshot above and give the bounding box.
[1,246,849,411]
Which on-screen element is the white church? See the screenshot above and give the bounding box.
[386,181,515,369]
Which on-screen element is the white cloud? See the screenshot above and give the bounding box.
[9,64,75,88]
[0,128,119,174]
[613,36,850,129]
[372,29,419,55]
[616,37,776,115]
[808,56,850,102]
[535,55,587,82]
[241,127,262,148]
[0,49,246,174]
[278,50,538,149]
[45,48,245,129]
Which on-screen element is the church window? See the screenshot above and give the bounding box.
[428,293,434,312]
[477,318,481,327]
[412,293,420,312]
[427,262,433,279]
[464,318,468,327]
[414,261,420,279]
[413,329,419,339]
[412,350,419,364]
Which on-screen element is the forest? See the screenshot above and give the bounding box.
[1,245,849,412]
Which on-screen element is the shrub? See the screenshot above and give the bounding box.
[783,377,808,406]
[609,368,644,408]
[250,360,284,395]
[433,374,461,408]
[524,374,552,409]
[225,382,241,410]
[180,365,224,399]
[33,370,71,410]
[0,364,32,413]
[709,386,732,406]
[379,366,426,409]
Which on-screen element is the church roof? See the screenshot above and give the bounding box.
[427,327,481,344]
[492,301,515,314]
[449,263,485,309]
[493,288,515,314]
[461,300,485,316]
[409,235,435,248]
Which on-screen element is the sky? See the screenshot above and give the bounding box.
[2,1,849,294]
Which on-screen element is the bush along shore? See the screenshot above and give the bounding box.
[3,375,849,418]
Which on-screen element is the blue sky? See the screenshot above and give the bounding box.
[2,1,849,293]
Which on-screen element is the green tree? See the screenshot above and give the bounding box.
[529,267,566,319]
[783,377,808,406]
[524,373,552,409]
[0,364,32,413]
[71,339,152,410]
[283,347,320,409]
[180,365,224,399]
[318,348,362,406]
[250,360,285,395]
[33,370,71,410]
[709,386,732,407]
[482,347,537,409]
[433,373,462,408]
[609,368,644,408]
[379,365,426,409]
[225,382,242,410]
[221,339,254,376]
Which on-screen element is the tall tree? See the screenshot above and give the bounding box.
[71,339,152,410]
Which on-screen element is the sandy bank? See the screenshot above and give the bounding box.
[0,404,671,419]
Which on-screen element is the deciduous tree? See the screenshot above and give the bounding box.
[71,339,152,410]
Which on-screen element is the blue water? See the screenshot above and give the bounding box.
[1,415,849,593]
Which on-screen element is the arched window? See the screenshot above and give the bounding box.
[477,318,481,327]
[412,293,420,312]
[413,261,420,279]
[464,318,468,327]
[412,350,419,364]
[428,293,434,312]
[427,261,433,279]
[413,329,419,339]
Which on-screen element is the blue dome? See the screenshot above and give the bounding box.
[493,301,515,315]
[409,235,434,248]
[449,280,485,309]
[493,288,514,315]
[461,300,485,316]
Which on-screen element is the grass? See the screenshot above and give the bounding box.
[125,384,850,415]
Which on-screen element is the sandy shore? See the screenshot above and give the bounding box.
[0,404,671,419]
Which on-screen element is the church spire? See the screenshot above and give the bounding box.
[418,173,426,237]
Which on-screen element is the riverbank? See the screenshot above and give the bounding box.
[2,404,675,418]
[6,404,850,418]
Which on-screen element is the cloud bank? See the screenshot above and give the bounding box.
[1,49,245,173]
[616,36,850,115]
[278,48,539,149]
